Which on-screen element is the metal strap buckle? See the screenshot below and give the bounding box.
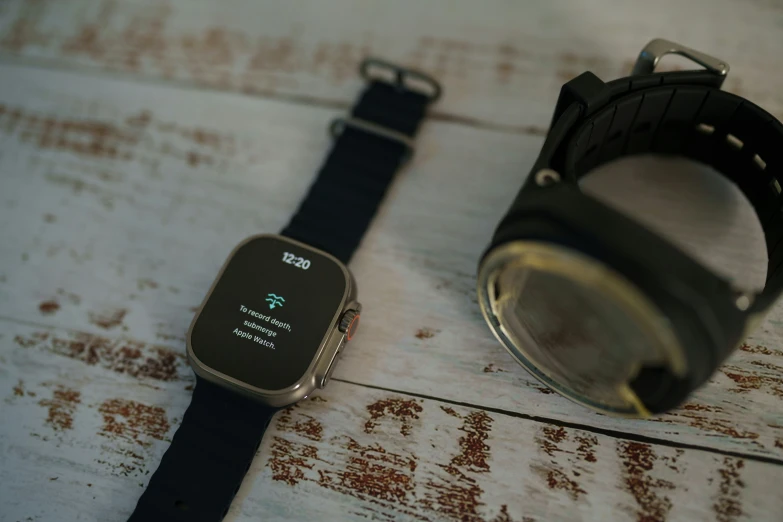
[360,58,442,102]
[632,38,729,77]
[329,117,415,164]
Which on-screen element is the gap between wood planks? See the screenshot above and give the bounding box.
[0,55,549,137]
[3,311,782,468]
[334,378,783,468]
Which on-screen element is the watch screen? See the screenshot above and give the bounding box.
[189,236,348,391]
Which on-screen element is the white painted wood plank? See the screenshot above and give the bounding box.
[0,0,781,129]
[0,64,781,469]
[2,320,782,522]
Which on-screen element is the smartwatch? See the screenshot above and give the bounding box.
[128,59,440,522]
[477,39,783,417]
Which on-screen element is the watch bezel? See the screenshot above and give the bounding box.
[186,233,357,408]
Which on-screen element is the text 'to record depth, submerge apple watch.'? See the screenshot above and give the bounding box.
[477,39,783,417]
[127,59,440,522]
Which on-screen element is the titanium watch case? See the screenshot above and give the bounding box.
[477,39,781,416]
[187,234,360,408]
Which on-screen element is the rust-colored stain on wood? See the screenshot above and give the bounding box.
[277,406,323,442]
[495,44,521,85]
[681,403,719,413]
[266,399,523,521]
[0,104,139,160]
[450,411,492,472]
[482,363,505,373]
[19,383,38,398]
[98,398,170,446]
[537,426,567,458]
[268,436,318,486]
[660,449,684,474]
[38,299,61,315]
[720,365,783,398]
[0,105,231,185]
[38,385,81,431]
[749,359,783,372]
[88,307,127,329]
[533,465,586,501]
[575,434,598,463]
[441,405,460,418]
[13,330,187,381]
[663,404,760,440]
[365,398,423,437]
[712,457,745,522]
[739,343,783,357]
[532,425,592,500]
[532,385,555,395]
[323,438,418,504]
[271,400,422,511]
[12,379,25,397]
[0,5,374,86]
[617,441,675,522]
[421,411,495,519]
[415,328,438,340]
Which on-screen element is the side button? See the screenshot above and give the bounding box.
[320,339,344,388]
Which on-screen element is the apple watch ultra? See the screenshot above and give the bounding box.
[477,39,783,417]
[128,59,440,521]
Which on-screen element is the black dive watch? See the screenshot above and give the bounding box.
[128,59,440,521]
[477,39,783,417]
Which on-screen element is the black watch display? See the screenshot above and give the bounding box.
[128,59,440,522]
[477,39,783,417]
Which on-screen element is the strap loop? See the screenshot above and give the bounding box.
[360,57,443,102]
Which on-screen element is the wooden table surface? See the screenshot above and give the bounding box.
[1,1,782,521]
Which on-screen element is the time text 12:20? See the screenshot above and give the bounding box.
[282,252,311,269]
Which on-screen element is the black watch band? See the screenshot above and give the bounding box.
[128,379,276,522]
[128,59,439,522]
[527,41,783,315]
[281,59,440,263]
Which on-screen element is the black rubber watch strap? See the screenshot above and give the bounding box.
[537,71,783,312]
[129,60,440,522]
[281,77,436,264]
[128,379,277,522]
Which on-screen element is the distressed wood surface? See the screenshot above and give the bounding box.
[1,1,783,520]
[0,0,782,130]
[3,319,783,522]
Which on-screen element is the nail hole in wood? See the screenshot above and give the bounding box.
[696,122,715,135]
[726,133,743,149]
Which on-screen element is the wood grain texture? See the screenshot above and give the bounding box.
[0,63,781,474]
[3,319,783,522]
[2,1,783,518]
[0,0,782,130]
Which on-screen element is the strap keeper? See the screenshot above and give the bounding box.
[329,117,415,164]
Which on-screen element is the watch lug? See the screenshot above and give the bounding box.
[551,72,610,129]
